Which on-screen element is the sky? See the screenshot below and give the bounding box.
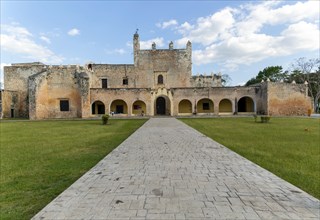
[1,0,319,88]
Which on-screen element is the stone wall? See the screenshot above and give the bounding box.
[190,75,222,87]
[86,45,193,90]
[28,66,85,119]
[90,88,151,115]
[3,63,46,118]
[266,82,311,116]
[137,49,191,88]
[1,90,18,118]
[89,64,136,88]
[171,86,259,115]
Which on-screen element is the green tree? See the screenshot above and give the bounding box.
[245,66,288,86]
[290,57,320,113]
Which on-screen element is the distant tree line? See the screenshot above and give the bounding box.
[245,58,320,113]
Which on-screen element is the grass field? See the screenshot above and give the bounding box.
[0,119,146,220]
[180,117,320,199]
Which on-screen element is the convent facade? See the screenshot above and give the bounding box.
[1,33,312,119]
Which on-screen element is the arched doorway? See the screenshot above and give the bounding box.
[156,97,166,115]
[110,99,128,114]
[178,99,192,114]
[132,100,146,116]
[92,101,105,114]
[238,97,254,112]
[197,98,214,114]
[219,99,232,113]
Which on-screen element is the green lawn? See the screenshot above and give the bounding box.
[0,119,146,220]
[180,117,320,199]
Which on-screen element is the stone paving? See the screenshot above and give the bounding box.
[33,118,319,220]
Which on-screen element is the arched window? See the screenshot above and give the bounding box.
[158,75,164,84]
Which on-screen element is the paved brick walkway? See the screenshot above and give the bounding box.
[33,118,319,219]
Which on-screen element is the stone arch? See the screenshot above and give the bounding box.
[155,96,171,115]
[110,99,128,114]
[219,99,232,113]
[178,99,192,114]
[238,96,254,112]
[91,100,105,115]
[197,98,214,114]
[132,100,147,116]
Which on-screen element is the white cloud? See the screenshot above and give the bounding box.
[265,1,319,25]
[140,37,165,49]
[174,1,320,70]
[177,22,194,35]
[0,24,64,64]
[67,28,80,36]
[1,24,32,37]
[276,21,319,52]
[157,19,178,29]
[40,36,51,44]
[0,63,11,89]
[114,49,126,54]
[234,0,319,35]
[177,8,236,47]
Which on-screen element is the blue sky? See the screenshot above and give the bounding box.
[1,0,319,87]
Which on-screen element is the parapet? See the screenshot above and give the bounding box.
[191,73,222,87]
[11,62,45,66]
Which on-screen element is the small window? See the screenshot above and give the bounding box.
[60,100,69,111]
[102,79,108,88]
[133,105,141,110]
[203,103,210,110]
[158,75,163,84]
[123,78,128,85]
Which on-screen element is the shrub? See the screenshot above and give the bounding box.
[261,116,271,123]
[101,114,109,125]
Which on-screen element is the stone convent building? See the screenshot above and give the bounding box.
[1,33,312,119]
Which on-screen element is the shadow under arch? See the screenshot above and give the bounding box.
[91,100,105,114]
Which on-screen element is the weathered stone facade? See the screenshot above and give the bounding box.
[1,33,312,119]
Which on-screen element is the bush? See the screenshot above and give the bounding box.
[261,116,271,123]
[101,114,109,125]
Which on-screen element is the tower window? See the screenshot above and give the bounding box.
[123,78,128,85]
[158,75,164,84]
[60,100,69,111]
[102,79,108,88]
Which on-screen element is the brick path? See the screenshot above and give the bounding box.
[33,118,319,219]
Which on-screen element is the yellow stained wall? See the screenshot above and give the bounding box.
[179,100,192,113]
[110,100,128,114]
[36,81,81,119]
[197,99,214,113]
[132,100,146,115]
[219,99,232,112]
[246,99,254,112]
